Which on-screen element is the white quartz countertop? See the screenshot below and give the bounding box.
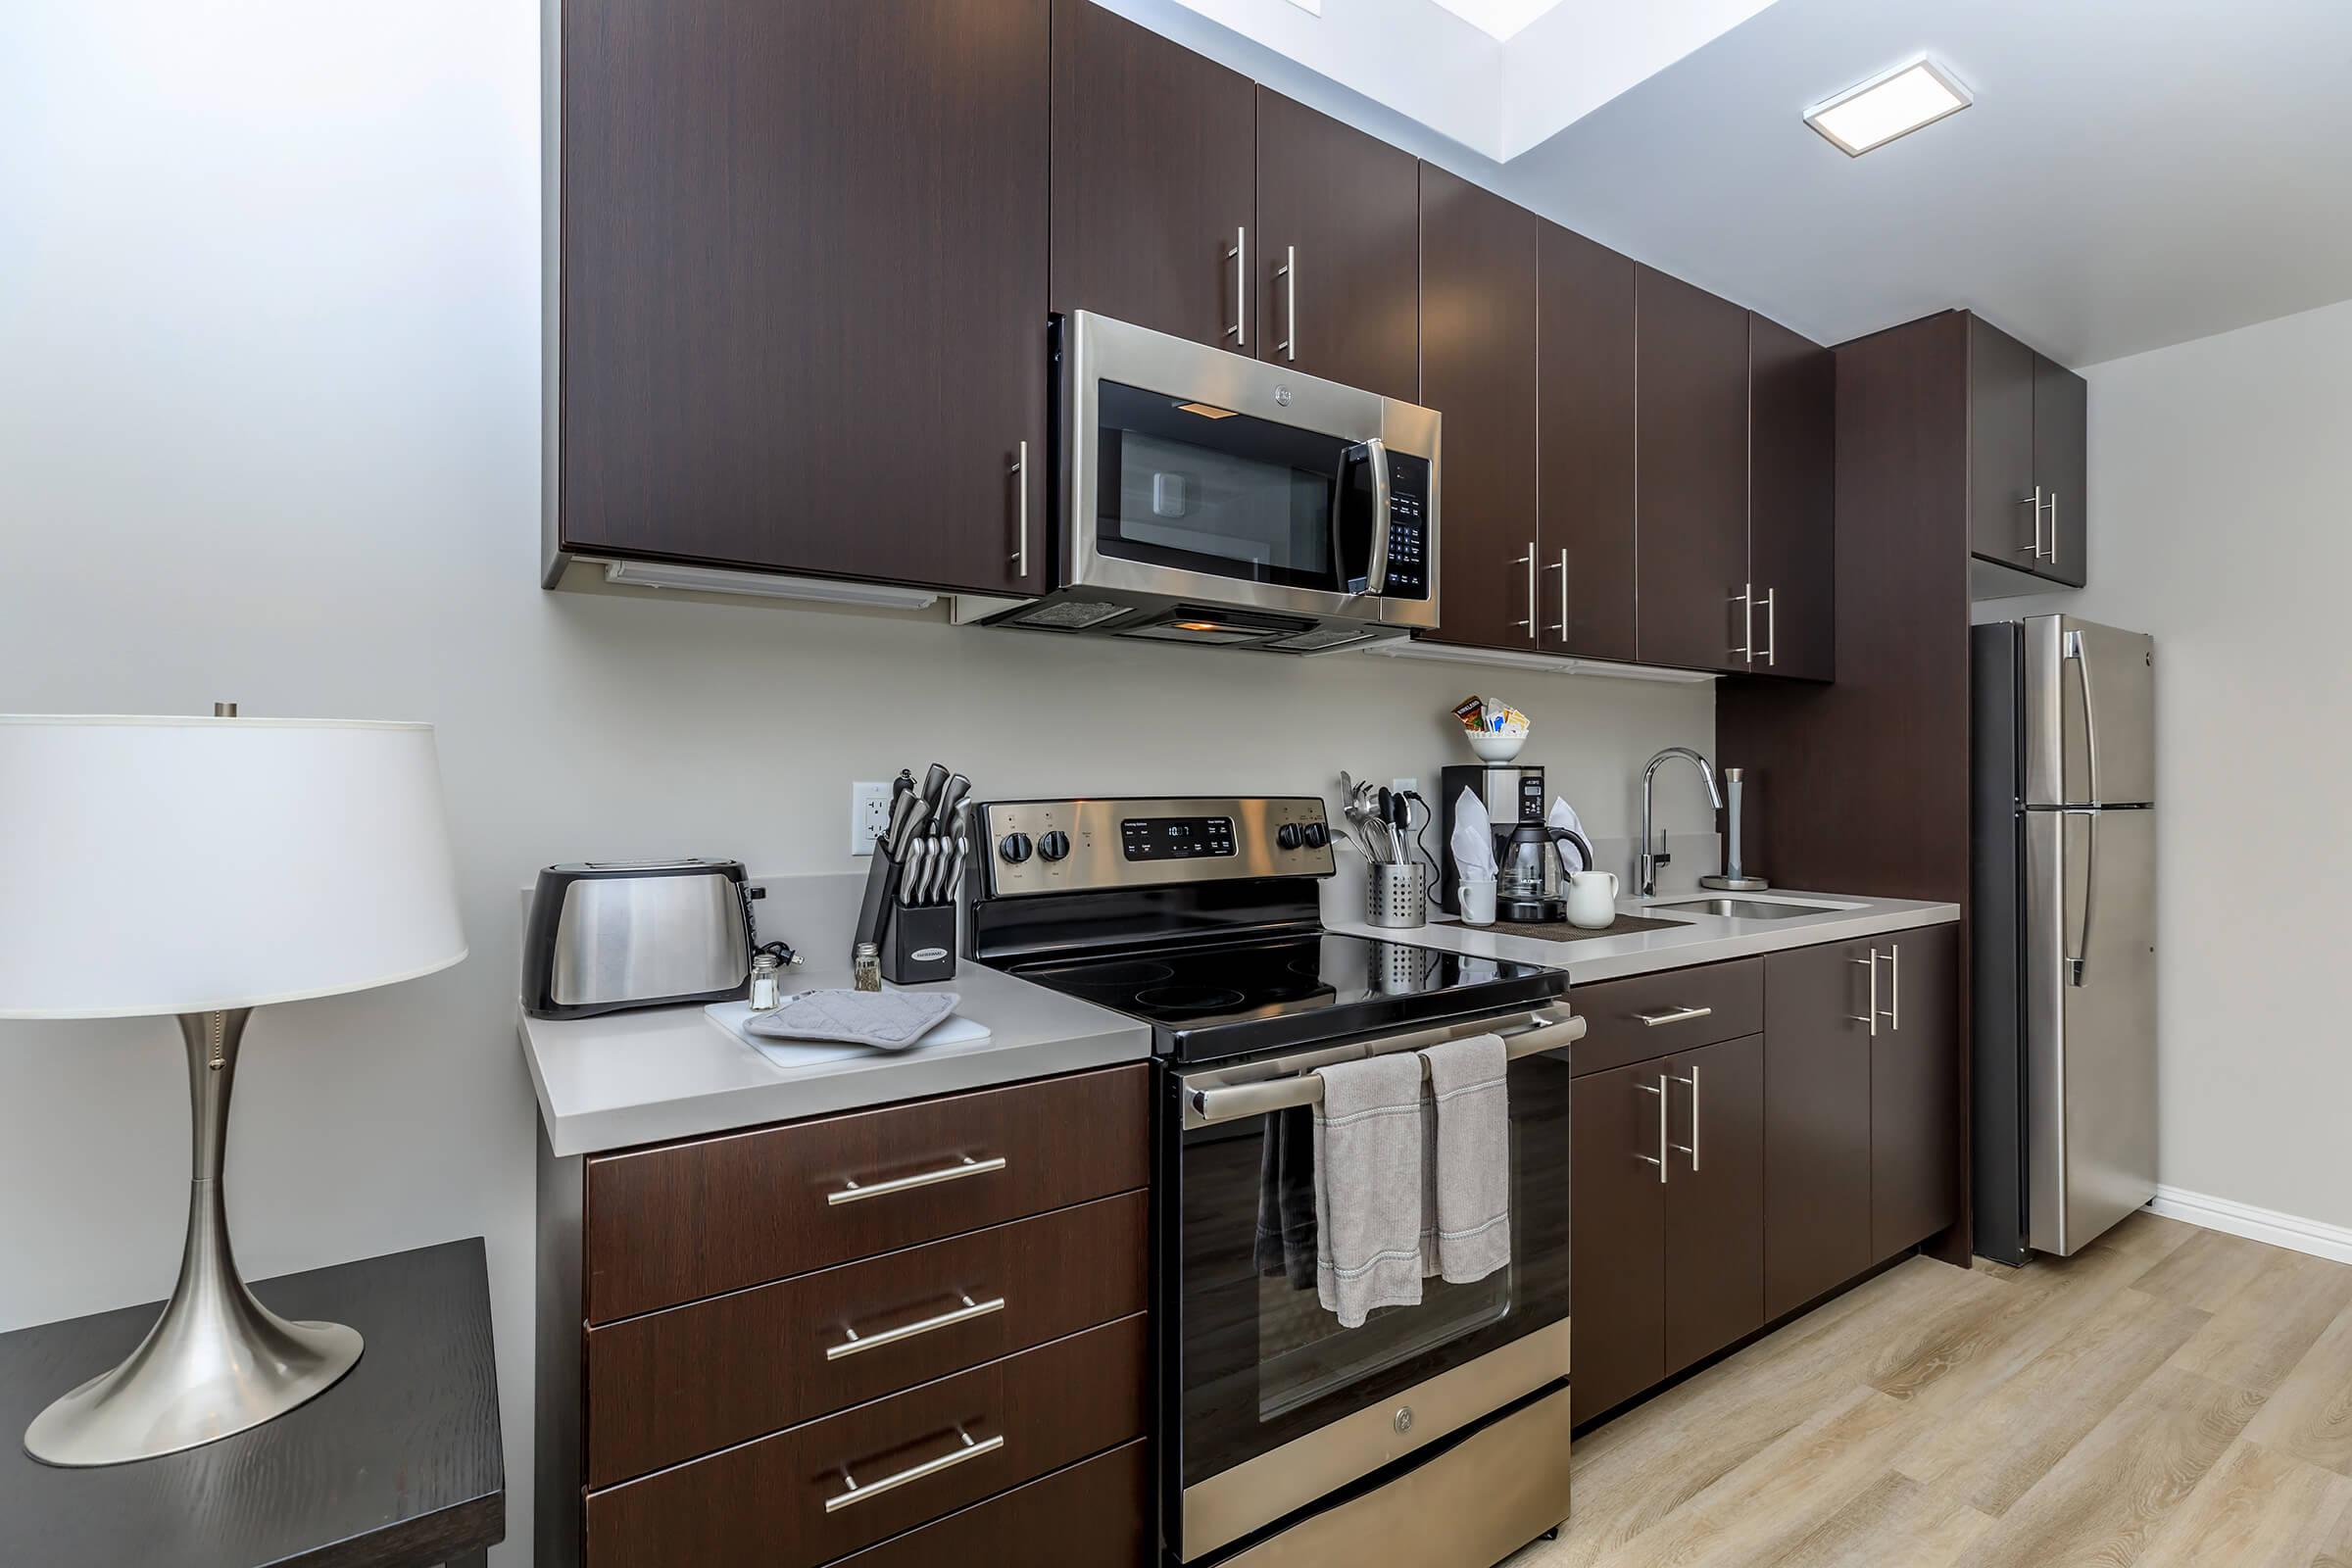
[519,956,1151,1157]
[1328,889,1959,983]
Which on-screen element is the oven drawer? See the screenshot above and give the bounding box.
[1570,958,1762,1077]
[822,1440,1149,1568]
[584,1192,1148,1486]
[583,1064,1150,1322]
[582,1314,1149,1568]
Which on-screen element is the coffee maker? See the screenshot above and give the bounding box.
[1439,764,1544,915]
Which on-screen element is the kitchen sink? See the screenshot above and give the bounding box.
[1649,897,1829,921]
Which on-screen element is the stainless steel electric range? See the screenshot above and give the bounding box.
[966,795,1581,1568]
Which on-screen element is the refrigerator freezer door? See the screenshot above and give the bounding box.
[2025,806,2158,1254]
[2023,616,2155,807]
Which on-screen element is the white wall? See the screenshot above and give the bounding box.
[1978,297,2352,1235]
[0,7,1714,1559]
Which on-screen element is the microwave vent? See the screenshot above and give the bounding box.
[1006,599,1133,631]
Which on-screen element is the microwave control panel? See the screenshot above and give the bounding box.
[1380,452,1432,600]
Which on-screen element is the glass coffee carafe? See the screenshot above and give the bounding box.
[1496,822,1595,922]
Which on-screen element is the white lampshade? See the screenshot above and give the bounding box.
[0,714,467,1018]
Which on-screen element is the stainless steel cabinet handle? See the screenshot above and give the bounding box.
[1227,227,1247,346]
[1731,584,1753,662]
[1761,587,1777,667]
[1668,1065,1700,1170]
[2018,486,2043,558]
[1635,1074,1668,1183]
[826,1293,1006,1361]
[1545,550,1568,635]
[2043,491,2059,566]
[1848,954,1879,1037]
[828,1153,1007,1206]
[1516,543,1536,639]
[1883,944,1901,1030]
[825,1427,1004,1513]
[1276,243,1297,363]
[1010,441,1028,575]
[1635,1004,1713,1028]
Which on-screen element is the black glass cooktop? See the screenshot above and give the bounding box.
[1004,931,1566,1063]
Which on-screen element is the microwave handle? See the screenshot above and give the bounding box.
[1361,436,1392,595]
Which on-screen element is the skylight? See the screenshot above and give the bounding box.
[1424,0,1572,44]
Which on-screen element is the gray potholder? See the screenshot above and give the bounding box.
[740,989,960,1051]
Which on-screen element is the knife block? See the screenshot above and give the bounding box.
[880,903,956,986]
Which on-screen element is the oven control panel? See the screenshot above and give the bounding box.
[976,797,1335,898]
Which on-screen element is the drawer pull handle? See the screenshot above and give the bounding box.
[826,1294,1006,1361]
[828,1153,1007,1206]
[1634,1004,1713,1028]
[825,1427,1004,1514]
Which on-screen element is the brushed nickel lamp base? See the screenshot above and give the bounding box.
[24,1009,363,1467]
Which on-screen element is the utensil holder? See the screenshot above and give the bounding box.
[881,902,956,986]
[1366,863,1427,930]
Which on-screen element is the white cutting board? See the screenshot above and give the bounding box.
[705,1000,994,1070]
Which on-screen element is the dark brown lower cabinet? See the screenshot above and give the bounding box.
[1872,923,1962,1255]
[1763,942,1876,1318]
[1661,1034,1766,1376]
[1571,1059,1669,1422]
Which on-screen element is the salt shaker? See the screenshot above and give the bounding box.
[748,952,783,1011]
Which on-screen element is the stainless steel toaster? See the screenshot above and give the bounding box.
[521,859,759,1019]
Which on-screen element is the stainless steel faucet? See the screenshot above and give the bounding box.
[1640,747,1725,899]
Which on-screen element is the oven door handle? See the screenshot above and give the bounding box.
[1183,1008,1583,1126]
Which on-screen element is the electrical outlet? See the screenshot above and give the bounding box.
[851,782,894,856]
[1391,777,1419,802]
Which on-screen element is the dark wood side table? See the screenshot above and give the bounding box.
[1,1238,504,1568]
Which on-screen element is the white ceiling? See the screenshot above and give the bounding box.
[1126,0,2352,368]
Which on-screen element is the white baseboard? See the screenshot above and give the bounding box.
[2146,1185,2352,1267]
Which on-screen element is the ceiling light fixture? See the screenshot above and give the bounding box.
[1804,55,1971,157]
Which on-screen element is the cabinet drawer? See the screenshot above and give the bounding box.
[585,1192,1147,1486]
[584,1314,1148,1568]
[584,1064,1149,1322]
[824,1440,1149,1568]
[1570,958,1762,1077]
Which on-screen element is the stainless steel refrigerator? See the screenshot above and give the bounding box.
[1972,614,2157,1263]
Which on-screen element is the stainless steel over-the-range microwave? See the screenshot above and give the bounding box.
[974,311,1441,654]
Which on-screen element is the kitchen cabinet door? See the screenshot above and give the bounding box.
[1746,315,1836,681]
[1418,166,1540,653]
[1538,222,1638,663]
[1254,90,1419,403]
[2034,354,2088,586]
[1763,942,1875,1319]
[1636,270,1752,673]
[1570,1058,1668,1424]
[1051,0,1256,350]
[1662,1034,1766,1376]
[560,0,1051,595]
[1872,923,1963,1257]
[1968,316,2039,569]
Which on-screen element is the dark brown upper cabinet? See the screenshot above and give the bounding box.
[554,0,1051,597]
[1418,166,1540,652]
[1762,940,1875,1319]
[1537,222,1638,663]
[1746,315,1836,681]
[1968,316,2088,590]
[1253,91,1420,403]
[1050,0,1256,351]
[1635,268,1752,673]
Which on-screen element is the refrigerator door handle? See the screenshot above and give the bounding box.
[2065,808,2098,987]
[2065,628,2101,806]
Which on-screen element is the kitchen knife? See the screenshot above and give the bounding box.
[905,838,934,907]
[884,789,921,856]
[934,773,971,845]
[917,762,950,820]
[946,835,967,906]
[890,798,931,859]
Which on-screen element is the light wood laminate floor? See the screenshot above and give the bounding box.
[1505,1213,2352,1568]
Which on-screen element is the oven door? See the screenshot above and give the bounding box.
[1163,1007,1578,1561]
[1062,311,1438,633]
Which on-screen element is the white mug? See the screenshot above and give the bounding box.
[1565,869,1619,930]
[1457,879,1497,927]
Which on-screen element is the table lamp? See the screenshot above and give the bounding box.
[0,708,466,1466]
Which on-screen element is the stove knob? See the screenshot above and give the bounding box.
[1301,821,1329,850]
[1038,830,1070,862]
[998,831,1033,864]
[1276,823,1303,851]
